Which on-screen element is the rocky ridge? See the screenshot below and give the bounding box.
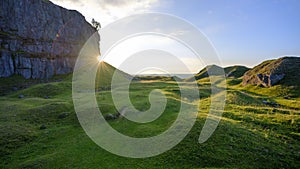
[242,57,300,87]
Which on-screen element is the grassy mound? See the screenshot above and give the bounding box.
[186,65,249,82]
[224,65,250,78]
[186,65,223,81]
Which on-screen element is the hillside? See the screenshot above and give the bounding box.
[96,62,132,89]
[185,65,222,81]
[243,56,300,87]
[1,70,299,168]
[224,65,250,78]
[1,0,299,168]
[186,65,249,81]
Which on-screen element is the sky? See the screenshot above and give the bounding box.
[50,0,300,74]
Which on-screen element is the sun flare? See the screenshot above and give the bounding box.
[97,55,103,63]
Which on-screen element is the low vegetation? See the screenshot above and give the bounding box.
[0,64,299,168]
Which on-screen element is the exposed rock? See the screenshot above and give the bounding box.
[0,51,14,77]
[255,73,285,87]
[103,108,127,120]
[0,0,100,79]
[40,124,47,130]
[58,112,69,119]
[262,100,279,107]
[243,57,300,87]
[104,113,115,120]
[18,94,24,99]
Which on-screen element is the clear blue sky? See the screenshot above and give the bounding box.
[155,0,300,67]
[51,0,300,70]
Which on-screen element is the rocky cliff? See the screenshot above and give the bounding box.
[0,0,100,79]
[242,57,300,87]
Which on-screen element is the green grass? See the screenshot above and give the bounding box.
[0,74,299,168]
[224,65,250,78]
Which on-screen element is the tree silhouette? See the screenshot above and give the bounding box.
[91,18,101,30]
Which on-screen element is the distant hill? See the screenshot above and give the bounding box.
[133,75,182,81]
[242,56,300,87]
[185,65,222,81]
[96,62,132,89]
[224,66,250,78]
[185,65,249,81]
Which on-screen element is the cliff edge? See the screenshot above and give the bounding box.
[0,0,100,79]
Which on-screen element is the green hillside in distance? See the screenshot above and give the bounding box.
[185,65,222,81]
[224,65,250,78]
[95,61,132,89]
[185,65,249,82]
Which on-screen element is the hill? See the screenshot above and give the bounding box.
[96,61,132,89]
[186,65,249,81]
[1,70,299,168]
[133,75,182,81]
[185,65,222,81]
[242,56,300,87]
[224,65,250,78]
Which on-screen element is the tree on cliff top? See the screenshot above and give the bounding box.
[91,18,101,30]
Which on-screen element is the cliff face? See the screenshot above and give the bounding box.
[0,0,100,79]
[242,57,300,87]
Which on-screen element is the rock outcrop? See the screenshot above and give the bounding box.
[242,57,300,87]
[0,0,100,79]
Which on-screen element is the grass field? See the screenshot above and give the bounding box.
[0,75,299,168]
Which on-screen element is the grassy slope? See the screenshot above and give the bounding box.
[186,65,249,82]
[95,62,132,89]
[0,74,300,168]
[224,66,250,78]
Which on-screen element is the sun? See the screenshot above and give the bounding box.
[97,55,103,63]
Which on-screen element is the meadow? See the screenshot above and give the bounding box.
[0,74,299,168]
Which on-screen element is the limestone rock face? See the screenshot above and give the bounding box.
[0,0,100,79]
[242,57,300,87]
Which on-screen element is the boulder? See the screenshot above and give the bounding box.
[18,94,24,99]
[104,114,115,120]
[39,124,47,130]
[58,112,69,119]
